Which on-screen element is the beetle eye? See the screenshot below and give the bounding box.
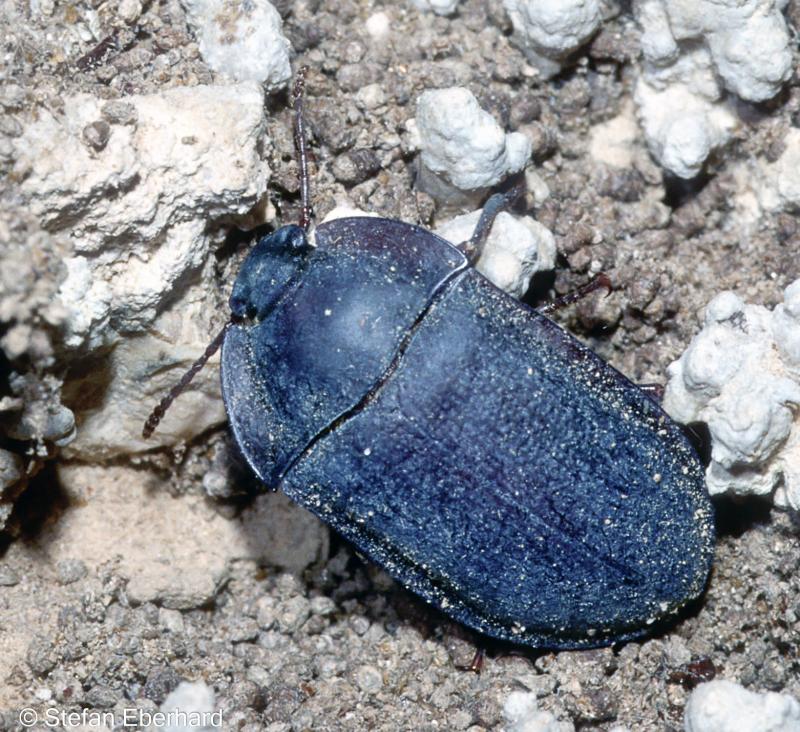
[281,225,312,255]
[229,292,256,320]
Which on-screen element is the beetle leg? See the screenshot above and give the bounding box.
[292,66,314,232]
[456,647,486,674]
[458,182,525,264]
[537,273,613,316]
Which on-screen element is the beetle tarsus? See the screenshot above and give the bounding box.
[538,273,613,316]
[467,647,485,674]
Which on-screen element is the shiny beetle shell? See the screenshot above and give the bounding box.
[220,216,715,649]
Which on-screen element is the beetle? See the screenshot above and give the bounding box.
[144,70,714,650]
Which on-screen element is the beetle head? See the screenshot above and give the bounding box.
[229,224,312,322]
[142,224,311,440]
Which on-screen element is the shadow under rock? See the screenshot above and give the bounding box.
[0,462,70,557]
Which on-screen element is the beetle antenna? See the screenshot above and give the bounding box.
[142,320,232,439]
[293,66,314,231]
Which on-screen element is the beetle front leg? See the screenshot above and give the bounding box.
[455,646,486,674]
[539,278,664,404]
[537,273,612,316]
[458,182,525,265]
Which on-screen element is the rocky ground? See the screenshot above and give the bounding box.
[1,0,799,730]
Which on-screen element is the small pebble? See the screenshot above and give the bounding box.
[95,64,118,83]
[365,11,390,40]
[101,100,138,125]
[310,595,336,616]
[350,615,370,636]
[0,565,20,586]
[246,665,272,687]
[85,684,119,709]
[275,572,303,598]
[227,617,260,643]
[81,120,111,151]
[355,665,383,694]
[0,84,25,110]
[332,148,381,186]
[56,558,88,585]
[276,596,311,634]
[355,83,386,110]
[26,635,56,676]
[229,679,263,709]
[0,116,22,138]
[202,470,233,499]
[118,0,142,24]
[449,709,474,730]
[510,94,542,128]
[256,596,277,630]
[158,608,185,634]
[762,655,788,690]
[142,666,182,705]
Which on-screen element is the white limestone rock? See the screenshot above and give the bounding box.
[12,83,270,455]
[13,83,268,352]
[504,0,602,79]
[634,0,792,178]
[684,680,800,732]
[663,281,800,510]
[436,210,556,298]
[412,87,531,205]
[633,46,738,179]
[644,0,794,103]
[157,681,220,731]
[757,128,800,214]
[182,0,292,91]
[5,372,76,448]
[503,690,575,732]
[728,129,800,236]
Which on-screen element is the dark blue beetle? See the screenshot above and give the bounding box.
[145,72,714,650]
